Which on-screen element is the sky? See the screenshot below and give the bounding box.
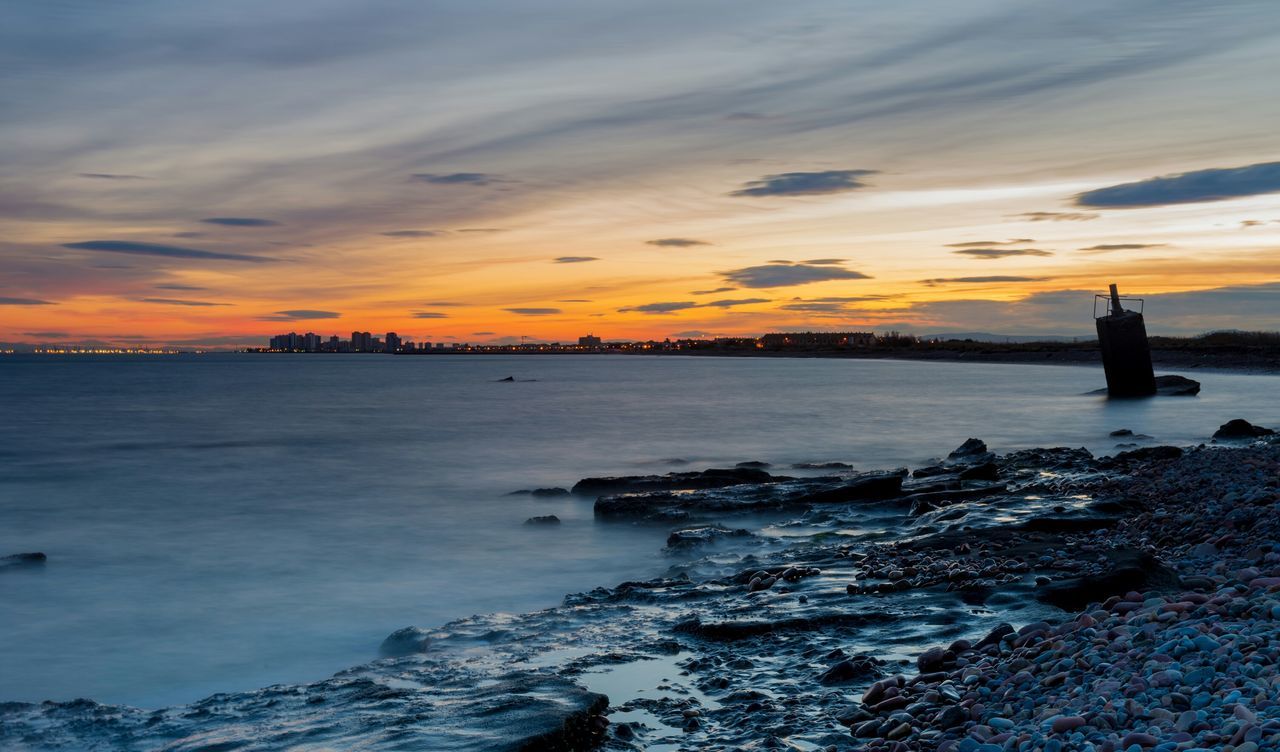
[3,0,1280,347]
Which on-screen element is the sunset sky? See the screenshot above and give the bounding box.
[3,0,1280,347]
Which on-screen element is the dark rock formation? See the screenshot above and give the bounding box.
[1,552,46,568]
[507,487,570,497]
[379,626,432,657]
[571,467,781,496]
[1153,374,1201,396]
[524,515,561,525]
[1213,418,1275,440]
[1036,549,1179,610]
[664,526,752,552]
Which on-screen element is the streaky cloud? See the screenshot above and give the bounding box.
[1079,243,1167,253]
[947,239,1034,248]
[0,296,54,305]
[78,173,144,180]
[412,312,449,319]
[731,169,877,197]
[63,240,274,263]
[382,230,444,238]
[922,275,1050,286]
[154,284,208,291]
[952,248,1053,259]
[700,298,770,308]
[619,301,698,314]
[135,298,231,307]
[411,173,501,186]
[258,309,341,320]
[200,217,279,227]
[1076,161,1280,208]
[646,238,710,248]
[1015,211,1099,222]
[691,287,736,295]
[504,307,561,315]
[553,256,599,263]
[722,261,871,288]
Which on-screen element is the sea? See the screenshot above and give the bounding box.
[1,353,1277,710]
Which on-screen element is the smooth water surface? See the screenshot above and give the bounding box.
[0,353,1275,707]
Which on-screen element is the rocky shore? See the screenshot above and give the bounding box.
[3,422,1278,751]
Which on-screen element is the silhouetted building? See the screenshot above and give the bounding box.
[578,334,602,347]
[385,332,401,353]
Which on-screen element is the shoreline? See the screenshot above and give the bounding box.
[3,426,1279,750]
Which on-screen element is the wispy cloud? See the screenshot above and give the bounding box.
[258,309,341,321]
[504,307,561,315]
[78,173,144,180]
[921,275,1050,286]
[947,239,1035,248]
[1078,243,1167,253]
[699,297,770,308]
[135,298,231,307]
[721,260,871,288]
[412,311,449,318]
[154,284,208,291]
[1076,161,1280,208]
[618,301,699,314]
[951,248,1053,259]
[382,230,444,238]
[553,256,599,263]
[200,217,279,227]
[63,240,274,263]
[411,173,502,186]
[0,296,54,305]
[731,169,878,197]
[646,238,710,248]
[692,287,736,295]
[1014,211,1099,222]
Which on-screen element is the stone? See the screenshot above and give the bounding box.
[1213,419,1275,440]
[524,515,561,525]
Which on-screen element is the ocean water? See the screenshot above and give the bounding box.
[0,353,1276,709]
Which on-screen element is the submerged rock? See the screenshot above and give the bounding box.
[524,515,561,525]
[1,552,46,569]
[507,487,570,497]
[664,525,752,552]
[1036,548,1179,610]
[1153,373,1201,396]
[594,472,903,520]
[380,626,433,656]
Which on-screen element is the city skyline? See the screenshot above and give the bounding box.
[4,1,1280,348]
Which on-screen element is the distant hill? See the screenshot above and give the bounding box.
[919,332,1095,344]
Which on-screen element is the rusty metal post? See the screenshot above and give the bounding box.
[1095,284,1156,397]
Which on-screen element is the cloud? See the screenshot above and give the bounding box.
[200,217,279,227]
[1078,243,1167,253]
[258,309,341,321]
[1015,211,1099,222]
[951,248,1053,259]
[63,240,274,263]
[382,230,444,237]
[457,228,505,233]
[135,297,231,306]
[699,297,770,308]
[619,301,698,314]
[23,331,70,338]
[947,239,1035,248]
[154,283,208,291]
[172,232,207,238]
[1076,161,1280,208]
[673,330,714,337]
[802,258,847,265]
[504,307,561,315]
[721,260,871,288]
[0,296,54,305]
[411,173,502,186]
[78,172,144,180]
[553,256,599,263]
[472,331,495,335]
[921,275,1051,286]
[646,238,710,247]
[692,287,736,295]
[423,301,465,307]
[558,299,592,302]
[412,311,449,318]
[731,169,878,197]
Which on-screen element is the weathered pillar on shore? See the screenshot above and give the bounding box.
[1095,283,1156,397]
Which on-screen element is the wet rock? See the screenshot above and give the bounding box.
[735,460,770,469]
[1102,445,1183,465]
[817,655,881,685]
[946,438,992,465]
[792,461,853,470]
[1154,374,1201,396]
[958,461,999,481]
[507,487,571,497]
[1110,428,1134,437]
[379,626,432,656]
[1036,548,1178,610]
[664,525,753,552]
[524,515,561,525]
[594,473,902,520]
[1213,418,1275,440]
[572,467,781,495]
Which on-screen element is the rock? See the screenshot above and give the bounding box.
[1036,548,1179,610]
[1214,419,1275,440]
[524,515,561,525]
[1,552,47,568]
[1110,428,1134,437]
[664,526,752,552]
[496,376,515,382]
[958,461,999,481]
[572,467,781,495]
[916,646,951,673]
[792,461,853,470]
[947,438,990,462]
[817,655,881,685]
[937,705,968,729]
[379,626,432,656]
[1154,374,1201,396]
[1103,445,1183,465]
[1051,715,1087,734]
[528,487,570,497]
[735,460,770,469]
